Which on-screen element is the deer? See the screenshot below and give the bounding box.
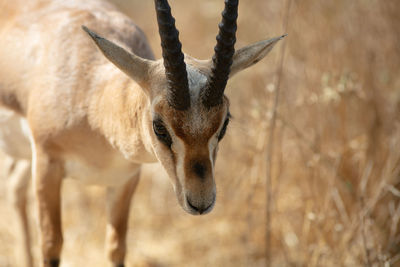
[0,0,286,266]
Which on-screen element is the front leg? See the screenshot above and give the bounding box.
[7,158,33,267]
[34,146,64,267]
[105,167,140,267]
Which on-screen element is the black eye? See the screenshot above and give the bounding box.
[153,120,172,147]
[218,117,230,141]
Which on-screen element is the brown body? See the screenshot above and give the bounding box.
[0,0,285,266]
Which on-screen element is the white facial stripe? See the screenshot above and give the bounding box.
[150,95,163,115]
[208,136,217,172]
[171,135,186,185]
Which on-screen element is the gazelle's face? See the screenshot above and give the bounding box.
[84,0,285,216]
[148,66,230,215]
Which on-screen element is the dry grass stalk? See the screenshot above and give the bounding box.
[265,0,292,266]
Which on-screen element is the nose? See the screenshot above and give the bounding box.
[186,195,215,215]
[192,162,206,179]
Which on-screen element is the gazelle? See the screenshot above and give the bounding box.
[0,0,285,266]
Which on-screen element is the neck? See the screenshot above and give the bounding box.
[88,69,156,163]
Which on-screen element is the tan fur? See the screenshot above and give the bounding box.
[7,158,33,267]
[0,0,284,265]
[106,168,140,263]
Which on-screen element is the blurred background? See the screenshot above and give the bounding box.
[0,0,399,266]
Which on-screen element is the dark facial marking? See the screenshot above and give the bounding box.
[44,259,60,267]
[218,112,231,141]
[153,119,172,147]
[192,161,207,179]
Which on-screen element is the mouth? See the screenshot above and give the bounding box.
[184,194,216,215]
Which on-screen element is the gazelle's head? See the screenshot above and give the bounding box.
[83,0,285,215]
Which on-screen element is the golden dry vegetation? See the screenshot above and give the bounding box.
[0,0,399,266]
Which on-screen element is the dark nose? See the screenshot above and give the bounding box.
[187,197,214,215]
[192,162,206,179]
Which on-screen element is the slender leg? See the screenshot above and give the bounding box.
[33,147,64,267]
[8,159,33,267]
[105,167,140,266]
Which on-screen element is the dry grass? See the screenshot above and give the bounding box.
[0,0,399,266]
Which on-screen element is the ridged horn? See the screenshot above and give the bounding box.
[154,0,190,110]
[203,0,239,108]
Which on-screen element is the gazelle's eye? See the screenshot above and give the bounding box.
[218,117,230,141]
[153,120,172,147]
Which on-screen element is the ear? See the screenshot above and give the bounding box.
[82,26,154,87]
[229,34,287,77]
